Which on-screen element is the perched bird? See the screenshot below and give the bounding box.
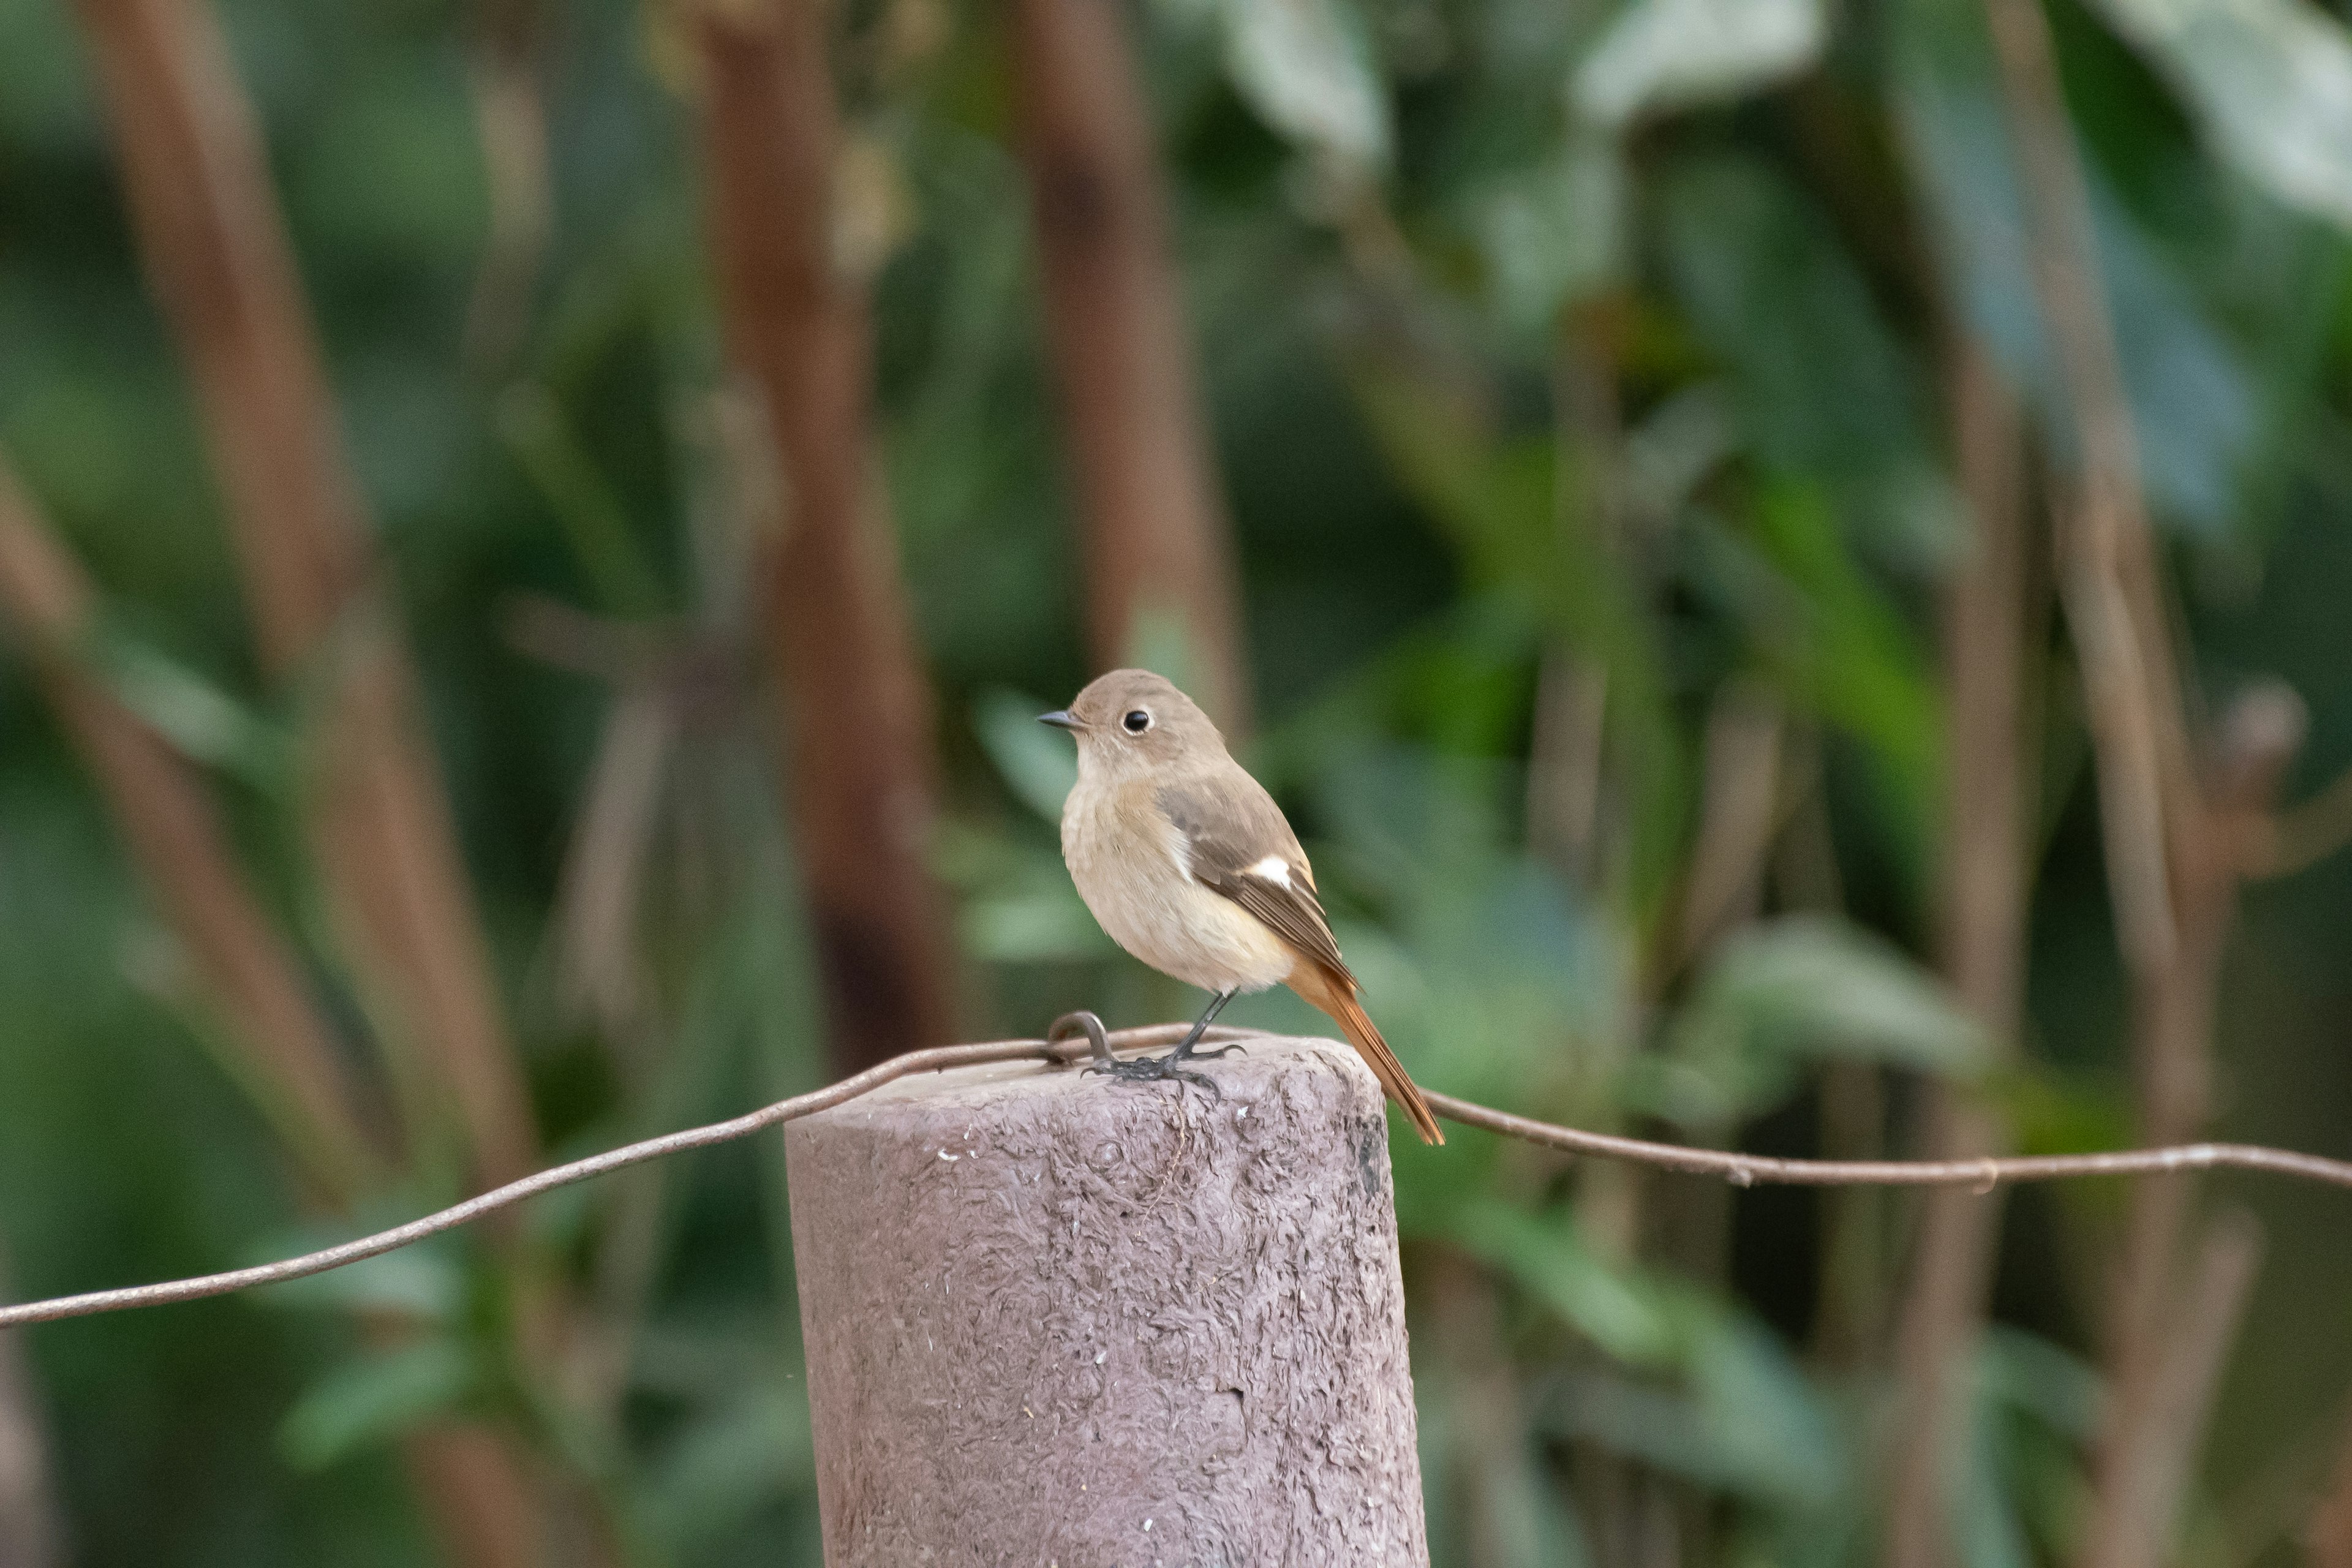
[1042,669,1444,1144]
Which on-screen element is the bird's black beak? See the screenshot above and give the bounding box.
[1038,710,1084,732]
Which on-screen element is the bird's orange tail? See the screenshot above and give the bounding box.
[1288,963,1444,1145]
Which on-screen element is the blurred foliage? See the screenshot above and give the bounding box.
[3,0,2352,1563]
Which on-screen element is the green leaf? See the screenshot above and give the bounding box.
[1684,1312,1842,1505]
[1520,1268,1842,1505]
[1655,155,1926,489]
[1650,914,1985,1126]
[250,1243,467,1322]
[279,1339,477,1471]
[1691,480,1942,862]
[1572,0,1826,130]
[1215,0,1392,170]
[2084,0,2352,231]
[972,686,1078,824]
[85,622,290,789]
[496,381,667,618]
[1451,1199,1676,1365]
[1978,1325,2103,1442]
[1466,128,1629,331]
[638,1381,815,1550]
[1892,32,2256,534]
[1346,369,1692,919]
[933,820,1113,963]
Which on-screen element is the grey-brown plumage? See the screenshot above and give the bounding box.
[1044,669,1444,1144]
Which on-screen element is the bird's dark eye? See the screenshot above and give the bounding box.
[1122,709,1152,734]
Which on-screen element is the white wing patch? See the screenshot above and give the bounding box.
[1247,855,1291,886]
[1164,820,1194,879]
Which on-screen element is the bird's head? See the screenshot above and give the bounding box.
[1039,669,1224,783]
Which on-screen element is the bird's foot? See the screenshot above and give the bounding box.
[1086,1050,1223,1100]
[1049,1010,1227,1100]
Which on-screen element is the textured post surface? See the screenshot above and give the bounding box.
[785,1035,1428,1566]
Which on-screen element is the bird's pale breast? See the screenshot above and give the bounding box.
[1062,778,1295,994]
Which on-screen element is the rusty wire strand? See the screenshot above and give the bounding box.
[6,1023,2352,1330]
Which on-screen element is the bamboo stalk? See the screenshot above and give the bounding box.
[69,0,540,1193]
[0,1242,56,1568]
[2084,687,2301,1568]
[1881,336,2032,1568]
[0,464,561,1568]
[2305,1415,2352,1568]
[1006,0,1251,733]
[61,6,594,1559]
[0,459,383,1204]
[2092,1211,2264,1568]
[1970,1,2284,1561]
[696,0,958,1075]
[462,0,554,373]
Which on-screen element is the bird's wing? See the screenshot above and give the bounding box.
[1156,775,1351,978]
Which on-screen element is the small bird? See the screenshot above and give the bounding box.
[1042,669,1444,1144]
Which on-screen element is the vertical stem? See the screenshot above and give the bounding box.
[61,8,607,1560]
[0,1243,58,1568]
[1006,0,1250,732]
[1425,1251,1547,1568]
[698,0,959,1075]
[1881,336,2032,1568]
[2084,688,2301,1568]
[463,0,554,372]
[0,461,384,1204]
[1968,3,2275,1562]
[2090,1210,2264,1568]
[1670,687,1782,970]
[2305,1415,2352,1568]
[1532,306,1626,891]
[1977,0,2193,964]
[69,0,540,1193]
[0,468,567,1568]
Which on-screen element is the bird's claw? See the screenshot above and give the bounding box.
[1049,1009,1227,1101]
[1082,1052,1223,1101]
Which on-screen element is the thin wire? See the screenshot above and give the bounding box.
[6,1025,2351,1330]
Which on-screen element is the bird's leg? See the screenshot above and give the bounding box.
[1164,989,1243,1061]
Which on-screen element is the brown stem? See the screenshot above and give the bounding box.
[1881,336,2032,1568]
[0,461,384,1204]
[69,0,540,1193]
[1531,305,1628,889]
[1422,1249,1545,1568]
[0,466,574,1568]
[1970,1,2280,1561]
[2087,690,2302,1568]
[697,0,958,1075]
[398,1426,546,1568]
[1670,685,1782,968]
[2086,1211,2264,1568]
[463,0,554,373]
[1978,0,2195,973]
[1006,0,1250,732]
[2307,1415,2352,1568]
[0,1243,58,1568]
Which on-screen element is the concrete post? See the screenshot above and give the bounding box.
[785,1034,1428,1566]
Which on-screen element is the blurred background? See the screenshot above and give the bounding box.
[2,0,2351,1562]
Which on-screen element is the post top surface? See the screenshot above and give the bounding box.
[805,1030,1369,1122]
